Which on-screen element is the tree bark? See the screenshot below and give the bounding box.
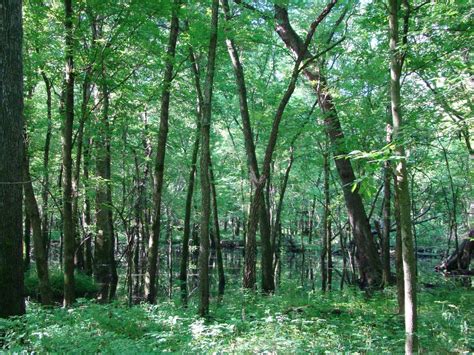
[92,17,115,303]
[24,212,31,270]
[40,71,52,253]
[210,158,225,296]
[72,69,92,271]
[382,121,393,286]
[62,0,76,307]
[321,147,330,291]
[221,0,274,293]
[23,137,53,306]
[388,0,417,351]
[0,0,25,317]
[83,136,93,276]
[180,44,201,306]
[199,0,219,317]
[274,3,383,288]
[145,0,180,304]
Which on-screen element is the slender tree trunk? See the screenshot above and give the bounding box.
[221,0,274,292]
[41,72,52,251]
[199,0,219,317]
[210,158,225,296]
[0,0,25,317]
[274,4,383,288]
[24,212,31,270]
[272,148,294,277]
[388,0,417,351]
[145,0,180,304]
[180,44,202,306]
[382,122,392,286]
[72,70,92,271]
[321,148,330,292]
[62,0,76,307]
[83,136,93,276]
[23,138,53,305]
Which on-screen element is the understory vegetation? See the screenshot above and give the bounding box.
[1,275,472,353]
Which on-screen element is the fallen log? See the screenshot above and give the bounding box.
[435,234,473,274]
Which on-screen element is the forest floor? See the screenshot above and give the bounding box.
[1,275,472,353]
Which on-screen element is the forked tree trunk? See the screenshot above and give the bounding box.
[221,0,274,293]
[274,4,383,288]
[23,137,53,306]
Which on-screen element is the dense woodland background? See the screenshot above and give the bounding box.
[0,0,472,353]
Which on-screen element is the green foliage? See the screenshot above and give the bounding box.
[1,280,472,353]
[24,269,98,302]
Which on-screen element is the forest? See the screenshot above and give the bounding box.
[0,0,472,353]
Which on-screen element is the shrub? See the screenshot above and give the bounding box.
[24,268,98,302]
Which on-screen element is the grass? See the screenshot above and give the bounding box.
[1,276,472,353]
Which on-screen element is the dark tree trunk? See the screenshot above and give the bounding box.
[221,0,274,293]
[180,44,201,306]
[271,148,294,278]
[94,38,114,301]
[210,159,225,296]
[0,0,25,317]
[321,148,329,292]
[23,138,53,306]
[83,136,93,276]
[199,0,219,317]
[274,4,383,288]
[72,69,92,271]
[145,0,180,304]
[62,0,76,307]
[41,72,52,252]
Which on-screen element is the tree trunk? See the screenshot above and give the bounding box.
[40,71,52,254]
[0,0,25,317]
[221,0,274,293]
[23,138,53,306]
[180,44,202,306]
[388,0,417,351]
[62,0,76,307]
[274,4,383,288]
[83,136,93,276]
[272,148,294,277]
[210,158,225,296]
[24,212,31,270]
[382,121,392,286]
[145,0,180,304]
[321,148,330,292]
[72,69,92,271]
[199,0,219,317]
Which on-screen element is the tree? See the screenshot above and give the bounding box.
[273,2,383,288]
[0,0,26,318]
[62,0,76,307]
[388,0,417,351]
[199,0,219,317]
[145,0,181,304]
[23,135,53,306]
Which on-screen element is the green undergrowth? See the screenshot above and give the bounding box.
[1,280,472,353]
[24,268,98,302]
